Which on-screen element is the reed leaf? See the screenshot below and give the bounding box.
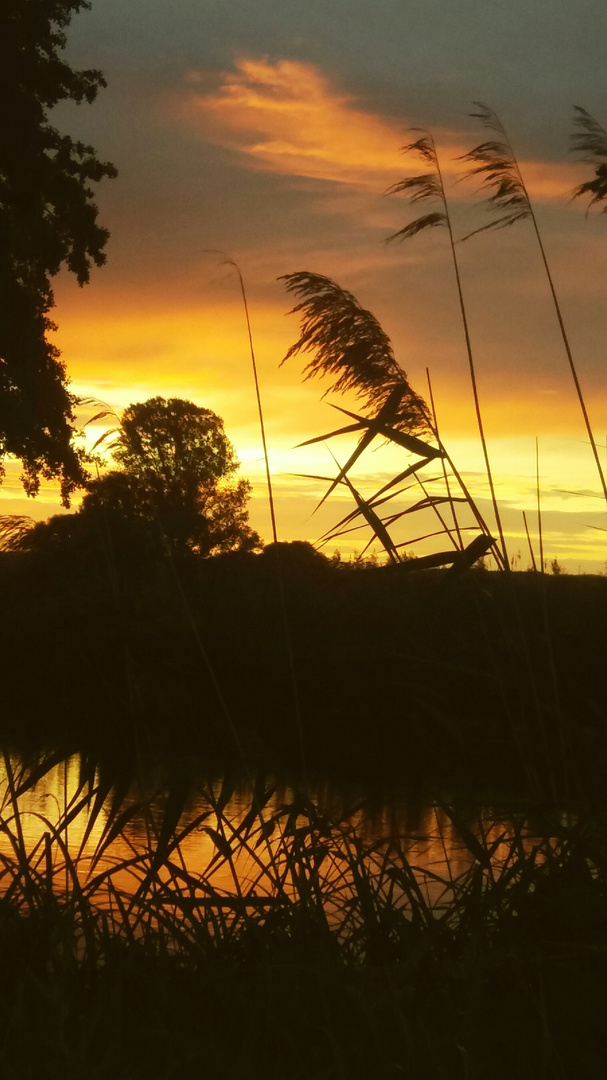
[340,475,400,563]
[445,532,495,573]
[296,421,366,446]
[393,525,478,551]
[330,402,443,459]
[570,105,607,212]
[368,458,435,501]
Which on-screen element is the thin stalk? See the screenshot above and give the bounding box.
[235,265,279,544]
[433,143,509,568]
[536,438,544,574]
[433,437,506,570]
[522,510,538,572]
[207,254,307,788]
[532,221,607,507]
[207,252,278,544]
[413,472,461,554]
[467,111,607,510]
[426,368,464,551]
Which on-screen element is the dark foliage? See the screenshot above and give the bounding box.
[1,548,606,804]
[17,398,262,562]
[0,0,117,502]
[107,397,261,556]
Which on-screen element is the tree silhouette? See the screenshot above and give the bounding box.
[0,0,117,503]
[90,397,261,556]
[14,398,261,562]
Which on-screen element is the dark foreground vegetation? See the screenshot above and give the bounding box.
[1,547,607,1078]
[3,789,607,1080]
[1,543,606,803]
[3,4,607,1074]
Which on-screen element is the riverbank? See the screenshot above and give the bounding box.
[2,540,607,1077]
[1,544,606,804]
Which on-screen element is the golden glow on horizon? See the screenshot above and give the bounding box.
[1,56,604,572]
[50,295,607,442]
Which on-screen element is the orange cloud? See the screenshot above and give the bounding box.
[184,57,417,188]
[181,58,580,204]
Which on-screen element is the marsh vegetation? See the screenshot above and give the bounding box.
[2,5,607,1073]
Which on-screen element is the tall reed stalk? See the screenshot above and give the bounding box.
[204,252,278,543]
[387,131,509,569]
[536,437,544,574]
[461,103,607,509]
[209,254,308,786]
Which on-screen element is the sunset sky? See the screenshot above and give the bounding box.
[5,0,607,570]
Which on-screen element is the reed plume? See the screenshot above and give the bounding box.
[281,272,500,567]
[387,131,509,567]
[280,271,431,435]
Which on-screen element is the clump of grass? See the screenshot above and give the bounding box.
[1,751,607,1077]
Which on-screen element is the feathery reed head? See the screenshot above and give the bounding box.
[386,132,448,242]
[570,106,607,213]
[280,272,431,434]
[459,103,531,238]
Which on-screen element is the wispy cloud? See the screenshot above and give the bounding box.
[180,58,580,204]
[183,57,414,188]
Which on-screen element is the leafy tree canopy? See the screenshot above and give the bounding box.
[16,397,261,560]
[0,0,117,503]
[101,397,260,556]
[114,397,239,492]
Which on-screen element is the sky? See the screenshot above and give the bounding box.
[4,0,607,569]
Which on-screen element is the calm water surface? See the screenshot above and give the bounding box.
[0,754,550,912]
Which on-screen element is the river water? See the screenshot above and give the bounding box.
[0,753,554,921]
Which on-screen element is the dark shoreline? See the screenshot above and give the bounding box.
[2,546,606,805]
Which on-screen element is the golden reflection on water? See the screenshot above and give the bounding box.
[0,754,546,914]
